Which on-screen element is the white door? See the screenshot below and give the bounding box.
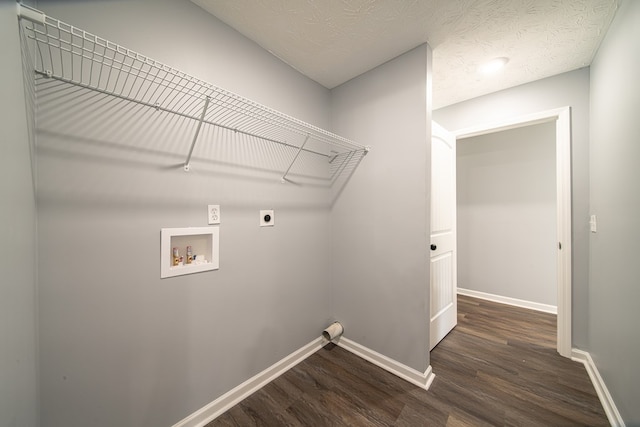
[430,121,457,350]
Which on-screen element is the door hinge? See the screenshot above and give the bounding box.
[559,242,562,250]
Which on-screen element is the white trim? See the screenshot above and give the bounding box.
[336,337,435,390]
[171,337,325,427]
[172,336,437,426]
[452,108,565,139]
[555,107,572,358]
[571,349,625,427]
[457,288,557,314]
[453,106,572,358]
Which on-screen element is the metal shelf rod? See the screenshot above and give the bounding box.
[281,134,310,183]
[184,96,211,172]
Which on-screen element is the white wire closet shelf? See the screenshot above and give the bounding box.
[17,4,369,182]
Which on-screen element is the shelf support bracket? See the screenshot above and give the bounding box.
[184,96,211,172]
[281,134,310,183]
[18,4,46,25]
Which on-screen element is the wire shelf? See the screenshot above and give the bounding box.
[17,4,368,180]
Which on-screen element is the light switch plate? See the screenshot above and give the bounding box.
[208,205,220,225]
[590,214,597,233]
[260,209,274,227]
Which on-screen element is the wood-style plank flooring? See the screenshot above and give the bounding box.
[209,295,608,426]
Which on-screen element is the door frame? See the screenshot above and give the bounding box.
[451,106,572,358]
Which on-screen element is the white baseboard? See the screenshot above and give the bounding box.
[172,337,325,427]
[336,336,435,390]
[457,288,557,314]
[571,349,625,427]
[173,336,436,426]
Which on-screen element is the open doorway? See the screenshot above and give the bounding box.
[457,122,557,312]
[451,107,572,357]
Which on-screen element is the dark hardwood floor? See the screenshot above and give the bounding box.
[208,295,608,426]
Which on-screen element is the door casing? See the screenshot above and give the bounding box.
[452,107,572,358]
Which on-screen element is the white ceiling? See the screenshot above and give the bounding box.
[191,0,619,109]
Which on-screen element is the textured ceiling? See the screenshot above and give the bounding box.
[191,0,619,109]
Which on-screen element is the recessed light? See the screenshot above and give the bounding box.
[478,57,509,74]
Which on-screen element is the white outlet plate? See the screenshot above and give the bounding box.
[208,205,220,225]
[260,209,274,227]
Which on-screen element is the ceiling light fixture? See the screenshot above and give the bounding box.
[478,57,509,74]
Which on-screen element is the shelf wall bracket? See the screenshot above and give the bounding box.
[18,4,46,25]
[184,96,211,172]
[281,134,310,183]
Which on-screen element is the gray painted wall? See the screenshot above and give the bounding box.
[330,45,432,372]
[34,0,334,425]
[433,68,591,348]
[0,2,39,426]
[457,123,557,306]
[589,0,640,423]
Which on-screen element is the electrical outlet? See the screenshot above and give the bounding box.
[260,209,274,227]
[208,205,220,225]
